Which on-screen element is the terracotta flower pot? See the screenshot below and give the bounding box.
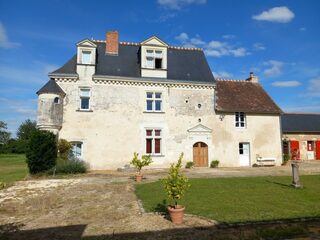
[168,205,185,224]
[135,174,143,182]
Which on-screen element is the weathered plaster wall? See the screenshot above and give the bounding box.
[50,79,282,169]
[37,93,63,134]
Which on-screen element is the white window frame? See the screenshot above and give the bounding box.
[146,91,162,112]
[70,142,83,159]
[145,49,163,69]
[81,50,92,64]
[235,112,246,128]
[145,129,162,155]
[79,88,91,110]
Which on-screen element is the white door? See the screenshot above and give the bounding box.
[239,143,250,166]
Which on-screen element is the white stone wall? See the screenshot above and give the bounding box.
[53,79,282,169]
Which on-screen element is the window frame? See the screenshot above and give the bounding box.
[145,49,163,69]
[70,142,83,159]
[145,91,163,112]
[235,112,246,128]
[145,128,162,155]
[79,88,91,111]
[81,50,92,64]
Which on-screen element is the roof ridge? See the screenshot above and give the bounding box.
[284,112,320,115]
[91,39,202,51]
[216,78,246,82]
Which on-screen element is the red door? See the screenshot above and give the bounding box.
[290,140,300,160]
[316,141,320,160]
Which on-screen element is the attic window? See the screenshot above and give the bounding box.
[81,51,91,64]
[145,49,163,69]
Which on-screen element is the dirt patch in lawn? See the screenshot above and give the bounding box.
[0,176,319,239]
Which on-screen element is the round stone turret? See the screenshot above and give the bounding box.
[36,79,66,135]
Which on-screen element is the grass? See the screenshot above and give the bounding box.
[0,154,28,184]
[135,175,320,223]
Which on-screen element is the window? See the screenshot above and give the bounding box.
[80,88,90,110]
[235,112,246,128]
[146,129,162,154]
[70,142,82,158]
[53,97,60,104]
[146,92,162,112]
[145,49,163,69]
[81,51,91,64]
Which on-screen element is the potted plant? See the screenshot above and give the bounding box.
[162,153,190,224]
[130,152,152,182]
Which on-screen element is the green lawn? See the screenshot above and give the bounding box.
[135,176,320,223]
[0,154,28,184]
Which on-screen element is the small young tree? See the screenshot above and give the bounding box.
[162,153,190,208]
[130,152,152,175]
[26,129,57,174]
[58,139,72,160]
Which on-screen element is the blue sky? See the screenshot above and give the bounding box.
[1,0,320,136]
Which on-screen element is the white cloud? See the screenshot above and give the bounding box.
[263,60,284,77]
[175,33,249,58]
[212,71,233,78]
[222,34,235,39]
[253,43,266,51]
[299,27,306,31]
[272,81,301,87]
[304,78,320,97]
[0,22,20,49]
[175,32,189,42]
[252,6,295,23]
[158,0,206,10]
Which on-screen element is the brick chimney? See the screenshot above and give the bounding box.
[246,72,258,83]
[106,31,119,55]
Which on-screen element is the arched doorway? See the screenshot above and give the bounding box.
[193,142,208,167]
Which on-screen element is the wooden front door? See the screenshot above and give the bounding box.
[316,141,320,160]
[193,142,208,167]
[290,140,300,160]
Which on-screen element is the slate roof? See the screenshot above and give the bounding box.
[50,42,214,83]
[36,79,66,96]
[215,80,282,114]
[281,113,320,133]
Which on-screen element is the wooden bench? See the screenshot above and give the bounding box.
[257,157,276,167]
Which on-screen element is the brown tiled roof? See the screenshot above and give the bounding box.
[215,80,282,114]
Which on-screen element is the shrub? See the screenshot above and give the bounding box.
[252,163,259,167]
[185,161,194,169]
[26,129,57,174]
[0,181,6,189]
[162,153,190,208]
[58,139,72,161]
[130,152,152,174]
[283,154,290,163]
[52,157,87,174]
[210,160,219,168]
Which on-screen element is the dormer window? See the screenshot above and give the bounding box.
[81,51,91,64]
[145,49,163,69]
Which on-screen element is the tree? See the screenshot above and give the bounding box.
[17,119,37,141]
[0,121,11,145]
[26,129,57,174]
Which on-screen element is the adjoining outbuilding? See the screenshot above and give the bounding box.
[281,113,320,160]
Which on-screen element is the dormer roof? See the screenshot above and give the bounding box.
[76,39,97,48]
[141,36,169,47]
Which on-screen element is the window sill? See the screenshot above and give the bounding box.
[147,154,165,157]
[76,109,93,112]
[143,111,165,114]
[77,63,95,66]
[141,67,168,71]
